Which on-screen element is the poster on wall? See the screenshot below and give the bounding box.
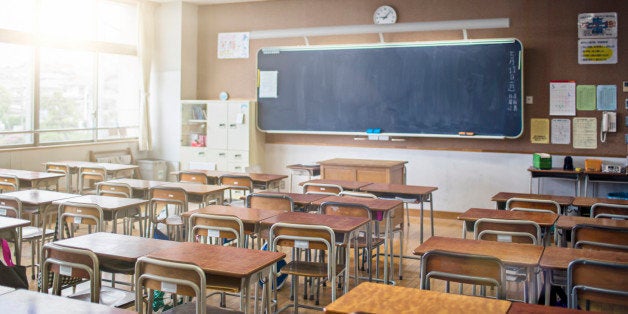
[578,38,618,64]
[217,32,250,59]
[578,12,617,38]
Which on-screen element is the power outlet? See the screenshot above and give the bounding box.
[525,96,534,104]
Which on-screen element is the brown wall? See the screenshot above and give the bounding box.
[197,0,628,157]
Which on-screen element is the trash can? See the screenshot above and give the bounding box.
[137,159,167,181]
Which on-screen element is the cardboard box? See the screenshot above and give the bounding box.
[533,153,552,170]
[584,159,602,172]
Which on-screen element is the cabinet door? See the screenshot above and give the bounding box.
[227,101,250,151]
[206,149,229,171]
[180,147,210,169]
[206,102,229,150]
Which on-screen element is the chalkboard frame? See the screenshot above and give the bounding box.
[256,38,524,139]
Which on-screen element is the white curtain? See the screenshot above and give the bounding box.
[137,2,155,151]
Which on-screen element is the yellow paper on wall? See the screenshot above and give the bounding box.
[530,118,549,144]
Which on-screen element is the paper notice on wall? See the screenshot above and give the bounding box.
[258,71,278,98]
[530,118,549,144]
[596,85,617,110]
[576,85,596,110]
[217,32,250,59]
[573,117,597,149]
[551,118,571,144]
[549,81,576,116]
[578,12,617,38]
[578,39,617,64]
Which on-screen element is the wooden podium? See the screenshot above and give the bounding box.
[318,158,407,184]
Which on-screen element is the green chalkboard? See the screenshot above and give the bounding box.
[257,39,523,138]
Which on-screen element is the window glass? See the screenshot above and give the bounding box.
[98,0,137,45]
[39,48,94,143]
[0,0,35,32]
[0,43,34,146]
[98,53,140,140]
[40,0,93,40]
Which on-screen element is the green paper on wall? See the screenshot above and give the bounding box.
[576,85,596,110]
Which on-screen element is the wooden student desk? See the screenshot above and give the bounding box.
[312,195,404,283]
[413,236,544,304]
[554,215,628,247]
[0,216,31,266]
[0,288,134,313]
[527,167,582,196]
[360,182,438,244]
[254,191,330,212]
[181,204,285,248]
[182,169,287,191]
[318,158,407,184]
[105,178,169,199]
[539,246,628,306]
[491,191,574,211]
[286,163,320,192]
[571,196,628,216]
[48,161,139,193]
[159,181,227,206]
[146,241,285,314]
[324,282,512,314]
[2,189,80,231]
[0,168,65,191]
[52,195,148,234]
[300,178,372,191]
[583,170,628,197]
[458,207,558,245]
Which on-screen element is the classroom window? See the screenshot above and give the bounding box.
[0,0,139,148]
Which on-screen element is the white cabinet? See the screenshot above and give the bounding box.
[180,100,263,172]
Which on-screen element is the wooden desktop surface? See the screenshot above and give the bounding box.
[55,161,138,172]
[53,194,148,210]
[260,211,370,234]
[106,178,169,191]
[160,181,227,195]
[182,205,285,228]
[458,208,559,227]
[312,195,403,212]
[2,190,80,206]
[186,169,287,183]
[318,158,407,168]
[0,216,30,231]
[527,167,582,176]
[146,241,285,278]
[413,236,544,267]
[359,182,438,197]
[507,301,584,313]
[300,179,372,191]
[539,246,628,271]
[572,196,628,207]
[554,215,628,230]
[0,289,134,313]
[256,191,330,206]
[0,168,65,181]
[491,192,574,206]
[324,282,511,314]
[54,232,179,263]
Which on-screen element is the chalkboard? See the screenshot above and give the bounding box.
[257,39,523,138]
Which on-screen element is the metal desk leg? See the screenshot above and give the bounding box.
[544,269,551,306]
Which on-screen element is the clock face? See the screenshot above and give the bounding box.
[373,5,397,24]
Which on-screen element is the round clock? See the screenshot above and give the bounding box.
[373,5,397,25]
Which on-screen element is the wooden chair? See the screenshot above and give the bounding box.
[590,203,628,220]
[246,193,294,248]
[567,259,628,310]
[147,186,188,241]
[218,175,253,205]
[41,242,134,308]
[420,250,507,300]
[0,195,54,279]
[269,222,346,312]
[45,162,70,192]
[96,182,145,236]
[188,213,245,308]
[473,218,541,302]
[57,202,105,238]
[0,174,19,193]
[320,201,384,284]
[78,166,107,195]
[134,256,243,314]
[302,183,342,195]
[571,224,628,252]
[506,198,561,214]
[178,171,211,206]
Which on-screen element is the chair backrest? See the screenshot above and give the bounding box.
[41,242,100,302]
[96,182,132,198]
[590,203,628,220]
[506,198,561,215]
[270,222,335,255]
[45,163,69,175]
[0,174,19,192]
[57,202,104,239]
[302,183,342,195]
[148,186,188,221]
[78,166,107,194]
[473,218,541,245]
[320,201,372,219]
[420,249,506,299]
[178,171,209,185]
[246,193,294,212]
[0,195,21,218]
[135,256,207,314]
[188,213,244,247]
[218,175,253,192]
[338,191,377,199]
[567,259,628,309]
[571,224,628,252]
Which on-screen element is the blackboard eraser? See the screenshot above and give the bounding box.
[459,132,475,136]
